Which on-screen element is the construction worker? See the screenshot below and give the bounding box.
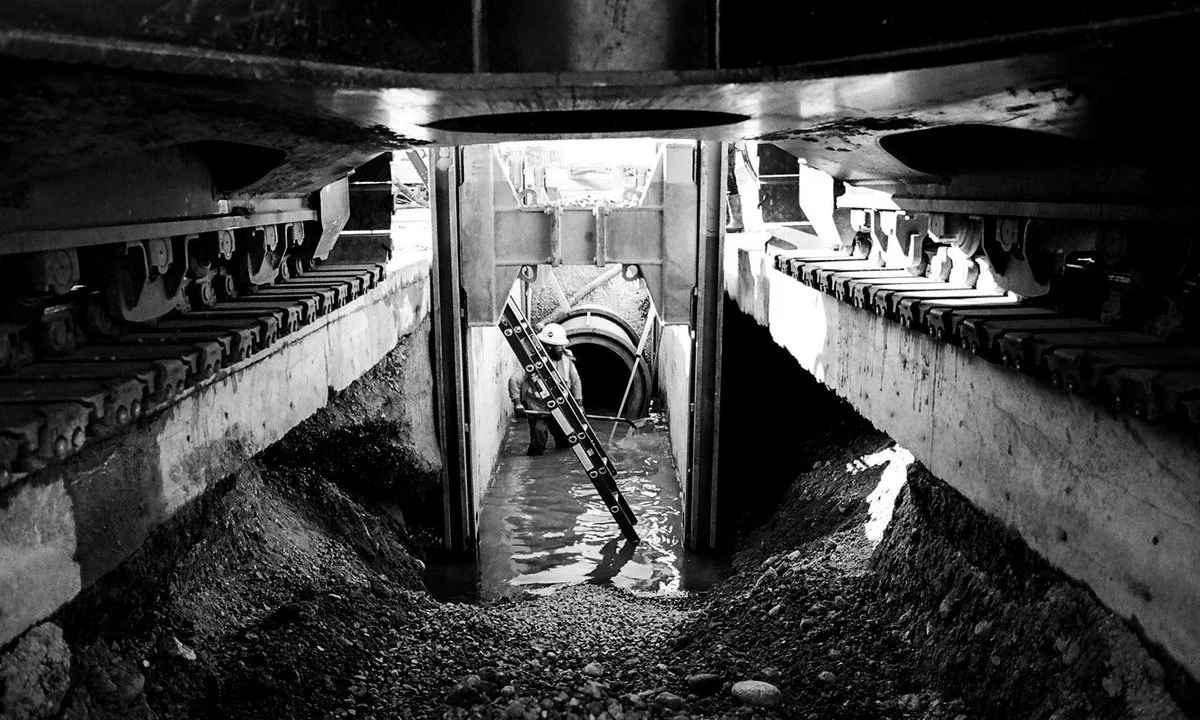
[508,322,584,456]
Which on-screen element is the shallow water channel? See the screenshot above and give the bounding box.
[426,416,726,601]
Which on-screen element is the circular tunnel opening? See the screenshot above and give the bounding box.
[559,306,652,420]
[570,342,646,417]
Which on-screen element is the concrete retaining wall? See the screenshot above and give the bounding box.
[0,251,432,649]
[725,236,1200,681]
[467,322,519,515]
[656,325,692,499]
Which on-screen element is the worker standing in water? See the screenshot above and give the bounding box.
[508,323,584,456]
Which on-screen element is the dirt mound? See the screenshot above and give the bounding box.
[13,319,1194,720]
[657,425,1194,719]
[873,467,1195,720]
[260,318,444,553]
[39,329,440,719]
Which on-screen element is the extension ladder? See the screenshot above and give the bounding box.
[499,298,640,543]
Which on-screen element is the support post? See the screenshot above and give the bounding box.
[406,149,429,185]
[686,141,726,551]
[430,147,475,555]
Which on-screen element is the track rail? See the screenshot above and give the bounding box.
[774,252,1200,434]
[0,261,387,488]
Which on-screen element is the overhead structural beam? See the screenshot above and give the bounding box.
[430,147,475,555]
[686,141,726,551]
[457,143,702,326]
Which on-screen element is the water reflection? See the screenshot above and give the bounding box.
[427,416,725,601]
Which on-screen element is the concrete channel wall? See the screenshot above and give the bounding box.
[657,326,692,500]
[724,236,1200,681]
[0,252,432,649]
[467,323,520,515]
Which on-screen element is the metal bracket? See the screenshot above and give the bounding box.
[593,204,609,266]
[547,204,563,266]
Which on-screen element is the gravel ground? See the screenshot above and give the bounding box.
[529,264,652,339]
[15,329,1195,720]
[40,418,1194,720]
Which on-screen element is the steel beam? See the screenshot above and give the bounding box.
[686,141,726,551]
[0,208,318,256]
[430,148,475,555]
[406,149,429,185]
[887,196,1199,223]
[636,143,701,327]
[458,146,517,327]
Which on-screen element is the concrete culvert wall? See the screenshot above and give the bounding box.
[558,305,652,419]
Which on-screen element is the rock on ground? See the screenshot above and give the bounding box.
[731,680,782,708]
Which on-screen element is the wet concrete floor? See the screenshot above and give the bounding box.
[426,415,727,601]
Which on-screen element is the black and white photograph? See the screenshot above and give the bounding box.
[1,3,1198,718]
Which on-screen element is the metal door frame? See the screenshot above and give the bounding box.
[430,141,725,555]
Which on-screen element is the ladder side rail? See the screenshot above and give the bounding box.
[502,304,612,473]
[500,300,639,540]
[505,306,622,477]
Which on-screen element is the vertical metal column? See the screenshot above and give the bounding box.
[430,147,476,555]
[686,141,726,551]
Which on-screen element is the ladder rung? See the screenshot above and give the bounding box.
[501,298,639,541]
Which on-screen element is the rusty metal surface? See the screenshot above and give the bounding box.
[0,58,420,199]
[0,2,1187,72]
[1,9,1198,208]
[483,0,712,72]
[429,148,474,554]
[0,0,473,72]
[686,141,725,551]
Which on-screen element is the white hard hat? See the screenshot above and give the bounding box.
[536,323,569,347]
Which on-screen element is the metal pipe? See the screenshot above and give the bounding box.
[545,267,573,314]
[542,264,623,324]
[609,317,655,443]
[558,306,653,419]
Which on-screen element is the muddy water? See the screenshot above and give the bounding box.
[426,416,726,601]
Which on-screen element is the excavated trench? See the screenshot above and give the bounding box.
[425,413,726,604]
[4,308,1198,720]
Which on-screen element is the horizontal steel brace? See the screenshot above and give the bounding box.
[889,196,1195,223]
[494,209,665,266]
[0,208,318,255]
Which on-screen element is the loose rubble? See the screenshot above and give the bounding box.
[0,623,70,720]
[4,346,1194,719]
